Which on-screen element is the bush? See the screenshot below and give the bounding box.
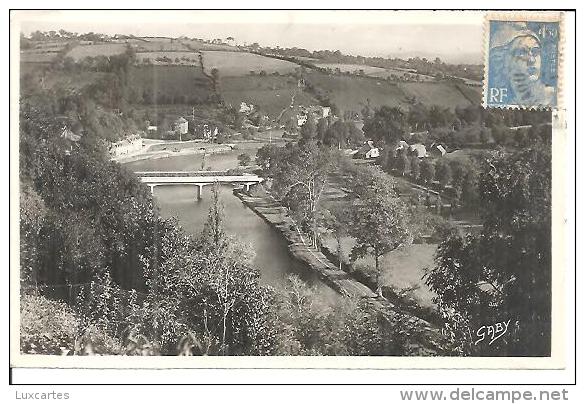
[238,152,252,167]
[20,294,79,355]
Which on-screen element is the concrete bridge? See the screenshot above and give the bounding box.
[135,171,264,199]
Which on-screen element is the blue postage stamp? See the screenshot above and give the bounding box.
[484,15,562,109]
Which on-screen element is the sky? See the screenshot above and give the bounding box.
[15,10,485,64]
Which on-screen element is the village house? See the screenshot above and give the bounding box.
[147,125,158,135]
[354,140,380,159]
[409,143,428,158]
[429,144,447,157]
[297,114,308,127]
[109,134,143,157]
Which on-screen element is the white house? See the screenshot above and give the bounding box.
[297,114,308,127]
[409,143,428,158]
[354,141,380,159]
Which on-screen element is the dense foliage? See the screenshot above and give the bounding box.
[425,141,552,356]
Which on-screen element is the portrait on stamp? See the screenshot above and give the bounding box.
[486,20,560,108]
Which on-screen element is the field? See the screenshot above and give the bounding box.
[399,82,481,108]
[128,65,213,104]
[304,69,481,112]
[322,235,438,308]
[221,76,319,117]
[313,63,388,75]
[66,43,127,61]
[201,51,300,77]
[305,71,407,112]
[132,39,190,52]
[20,50,61,63]
[314,62,436,82]
[368,67,436,82]
[181,39,237,52]
[453,82,483,104]
[20,67,109,96]
[135,51,200,65]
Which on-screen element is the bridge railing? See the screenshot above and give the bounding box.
[134,170,242,178]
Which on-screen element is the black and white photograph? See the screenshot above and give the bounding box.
[9,9,573,373]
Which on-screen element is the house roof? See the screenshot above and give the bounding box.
[358,141,378,153]
[396,140,409,150]
[435,145,447,155]
[175,117,188,123]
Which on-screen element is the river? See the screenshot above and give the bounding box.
[123,150,339,301]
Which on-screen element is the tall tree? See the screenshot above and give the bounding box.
[362,106,408,147]
[299,113,317,145]
[435,159,452,188]
[271,142,336,246]
[425,146,551,355]
[420,159,436,185]
[348,167,412,296]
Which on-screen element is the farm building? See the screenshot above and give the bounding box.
[354,141,380,159]
[409,143,428,158]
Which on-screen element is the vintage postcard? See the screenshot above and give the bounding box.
[9,9,573,374]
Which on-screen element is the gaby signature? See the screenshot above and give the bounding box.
[474,320,519,346]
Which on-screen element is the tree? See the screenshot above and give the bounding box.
[435,159,452,188]
[408,103,430,131]
[210,68,220,97]
[319,206,350,270]
[396,151,411,176]
[491,125,513,146]
[323,119,348,149]
[420,159,436,184]
[255,143,281,178]
[362,106,408,147]
[201,184,227,252]
[299,114,317,145]
[425,146,551,355]
[460,168,479,207]
[316,117,329,143]
[410,155,421,180]
[237,152,252,167]
[348,167,412,296]
[271,142,336,246]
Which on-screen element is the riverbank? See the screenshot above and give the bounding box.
[113,143,235,164]
[234,190,448,354]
